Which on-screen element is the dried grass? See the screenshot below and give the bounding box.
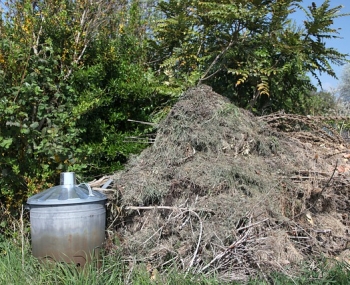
[106,85,350,282]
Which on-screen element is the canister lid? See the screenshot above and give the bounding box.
[27,172,107,205]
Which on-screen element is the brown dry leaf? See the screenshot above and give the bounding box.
[150,269,159,281]
[306,212,314,226]
[146,262,152,273]
[335,249,350,266]
[311,187,322,195]
[343,153,350,159]
[337,165,346,173]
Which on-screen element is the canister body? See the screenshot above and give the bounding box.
[29,201,106,266]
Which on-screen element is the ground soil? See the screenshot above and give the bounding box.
[106,85,350,282]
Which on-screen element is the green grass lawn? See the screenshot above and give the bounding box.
[0,239,349,285]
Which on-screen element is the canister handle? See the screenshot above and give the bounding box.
[78,183,94,197]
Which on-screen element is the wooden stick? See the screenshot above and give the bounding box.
[125,205,215,214]
[186,210,203,275]
[127,119,158,127]
[235,218,269,233]
[313,229,331,233]
[92,187,116,192]
[123,140,155,144]
[20,204,24,270]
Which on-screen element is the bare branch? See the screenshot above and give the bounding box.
[198,39,234,84]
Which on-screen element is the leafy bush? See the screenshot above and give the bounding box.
[0,0,165,209]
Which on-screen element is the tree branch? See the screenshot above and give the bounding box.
[198,39,234,85]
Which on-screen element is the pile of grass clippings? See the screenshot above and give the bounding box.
[109,85,350,282]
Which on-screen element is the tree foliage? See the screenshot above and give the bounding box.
[149,0,349,113]
[303,90,337,116]
[339,64,350,101]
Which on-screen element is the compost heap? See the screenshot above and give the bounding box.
[110,85,350,282]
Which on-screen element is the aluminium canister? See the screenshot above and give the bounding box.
[26,172,107,267]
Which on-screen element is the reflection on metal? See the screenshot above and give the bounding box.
[27,172,107,267]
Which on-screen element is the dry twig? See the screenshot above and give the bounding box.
[125,205,214,214]
[185,210,203,275]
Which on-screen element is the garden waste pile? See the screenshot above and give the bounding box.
[108,85,349,282]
